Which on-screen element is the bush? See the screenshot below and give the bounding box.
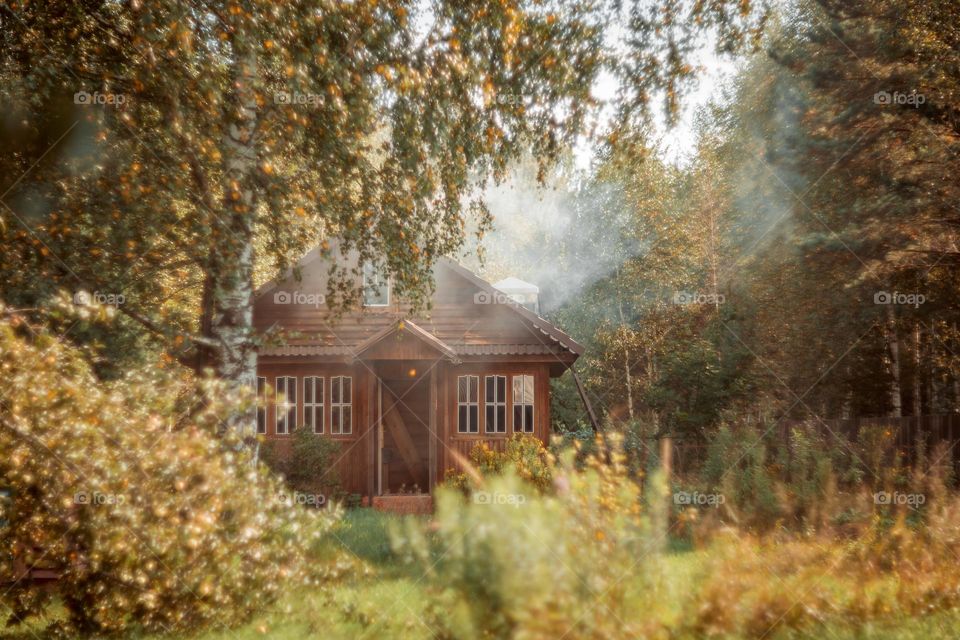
[443,433,553,494]
[0,313,335,635]
[262,425,342,504]
[392,435,673,639]
[684,496,960,638]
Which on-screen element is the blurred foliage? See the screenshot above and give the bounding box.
[0,309,335,636]
[393,435,671,639]
[676,418,956,537]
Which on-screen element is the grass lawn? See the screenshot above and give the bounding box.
[3,509,960,639]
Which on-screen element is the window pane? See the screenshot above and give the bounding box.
[486,405,495,432]
[485,377,494,403]
[257,376,265,397]
[288,378,296,404]
[363,262,390,306]
[332,407,341,434]
[469,406,478,432]
[497,376,505,401]
[342,406,352,434]
[458,405,467,432]
[525,405,534,432]
[513,376,522,403]
[332,377,340,404]
[522,375,534,404]
[304,378,313,404]
[514,406,522,431]
[257,408,266,434]
[343,377,351,400]
[318,378,324,403]
[497,406,506,432]
[458,377,468,402]
[470,376,478,402]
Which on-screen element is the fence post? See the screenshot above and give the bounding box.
[660,435,673,480]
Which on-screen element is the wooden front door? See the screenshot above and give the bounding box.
[375,362,436,495]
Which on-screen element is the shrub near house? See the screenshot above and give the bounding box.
[0,314,334,636]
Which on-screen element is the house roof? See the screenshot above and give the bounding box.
[254,249,584,366]
[351,318,461,363]
[440,259,583,357]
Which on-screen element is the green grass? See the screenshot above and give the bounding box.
[3,510,960,639]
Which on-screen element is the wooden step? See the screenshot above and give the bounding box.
[371,494,434,515]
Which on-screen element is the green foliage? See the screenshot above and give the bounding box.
[261,426,342,502]
[0,313,335,636]
[686,418,958,535]
[699,423,782,529]
[443,434,553,494]
[392,438,670,639]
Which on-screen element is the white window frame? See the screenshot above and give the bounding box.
[485,375,507,434]
[304,376,324,434]
[256,376,267,435]
[362,262,390,307]
[275,376,297,435]
[457,375,479,434]
[331,375,352,435]
[512,374,535,433]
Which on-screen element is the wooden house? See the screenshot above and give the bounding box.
[253,246,583,505]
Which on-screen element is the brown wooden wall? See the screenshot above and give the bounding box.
[257,358,554,497]
[257,362,373,496]
[254,263,577,367]
[437,362,552,483]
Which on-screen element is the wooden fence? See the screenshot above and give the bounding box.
[663,414,960,477]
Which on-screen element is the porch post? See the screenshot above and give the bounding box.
[366,367,377,498]
[428,365,438,491]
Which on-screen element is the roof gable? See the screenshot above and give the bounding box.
[352,319,461,363]
[253,246,584,366]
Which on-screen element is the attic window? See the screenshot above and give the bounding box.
[362,262,390,307]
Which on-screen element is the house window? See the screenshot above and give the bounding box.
[304,376,324,434]
[275,376,297,435]
[485,375,506,433]
[362,262,390,306]
[513,375,535,433]
[331,376,352,435]
[457,375,479,433]
[256,376,267,434]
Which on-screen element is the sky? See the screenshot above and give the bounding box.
[574,39,738,170]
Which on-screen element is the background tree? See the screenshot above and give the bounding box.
[0,0,770,438]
